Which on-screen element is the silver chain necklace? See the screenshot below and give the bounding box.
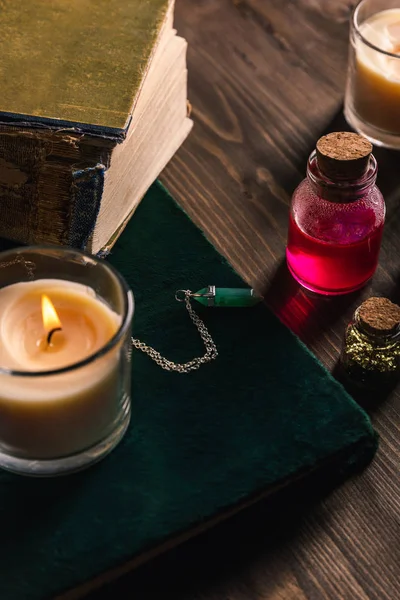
[131,290,218,373]
[131,285,262,373]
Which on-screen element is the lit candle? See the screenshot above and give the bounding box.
[350,8,400,134]
[0,279,128,466]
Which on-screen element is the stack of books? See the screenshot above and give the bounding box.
[0,0,191,254]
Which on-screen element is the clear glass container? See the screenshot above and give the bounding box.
[344,0,400,148]
[0,246,134,477]
[341,305,400,388]
[286,150,385,295]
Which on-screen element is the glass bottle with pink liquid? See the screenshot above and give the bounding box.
[286,132,385,295]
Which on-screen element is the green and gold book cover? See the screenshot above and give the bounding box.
[0,0,170,134]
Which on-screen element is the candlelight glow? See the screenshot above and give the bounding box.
[41,294,62,333]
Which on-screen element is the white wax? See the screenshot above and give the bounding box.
[0,279,124,459]
[358,9,400,80]
[352,9,400,133]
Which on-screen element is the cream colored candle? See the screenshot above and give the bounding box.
[0,279,123,459]
[353,9,400,133]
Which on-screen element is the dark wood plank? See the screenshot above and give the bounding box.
[161,1,400,599]
[89,1,400,599]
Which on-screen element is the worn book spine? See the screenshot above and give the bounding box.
[0,124,116,248]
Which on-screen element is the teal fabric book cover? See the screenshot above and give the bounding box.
[0,183,377,600]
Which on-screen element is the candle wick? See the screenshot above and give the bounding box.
[47,327,62,345]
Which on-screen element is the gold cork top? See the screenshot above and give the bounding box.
[316,132,373,180]
[357,297,400,336]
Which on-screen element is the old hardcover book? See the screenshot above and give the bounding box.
[0,0,192,255]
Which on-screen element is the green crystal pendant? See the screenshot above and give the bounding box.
[192,285,263,307]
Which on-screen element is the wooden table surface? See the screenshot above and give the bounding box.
[93,1,400,598]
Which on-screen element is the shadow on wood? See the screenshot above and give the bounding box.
[262,259,363,348]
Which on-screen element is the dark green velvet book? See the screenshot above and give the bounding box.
[0,183,377,600]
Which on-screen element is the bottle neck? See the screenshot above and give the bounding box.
[354,308,400,346]
[306,150,377,203]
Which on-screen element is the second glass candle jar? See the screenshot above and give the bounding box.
[286,132,385,296]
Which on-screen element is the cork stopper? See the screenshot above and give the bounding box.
[357,297,400,336]
[316,132,372,180]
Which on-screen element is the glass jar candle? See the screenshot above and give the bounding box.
[286,132,385,295]
[345,0,400,148]
[0,246,134,477]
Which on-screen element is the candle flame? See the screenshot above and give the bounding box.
[41,294,62,333]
